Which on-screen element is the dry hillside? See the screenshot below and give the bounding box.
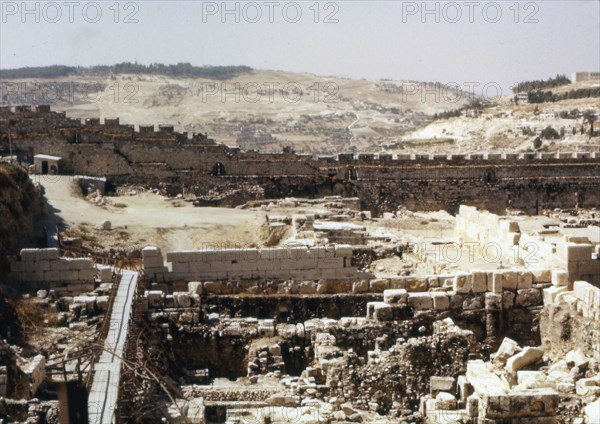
[2,70,474,153]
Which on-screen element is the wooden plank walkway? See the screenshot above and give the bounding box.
[88,270,138,424]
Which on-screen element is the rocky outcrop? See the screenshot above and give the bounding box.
[0,164,44,261]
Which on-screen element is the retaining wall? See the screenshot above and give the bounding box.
[142,245,358,282]
[8,248,111,294]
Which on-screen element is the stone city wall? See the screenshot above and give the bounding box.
[2,106,600,214]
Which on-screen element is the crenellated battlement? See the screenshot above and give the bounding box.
[1,105,599,164]
[0,105,212,143]
[2,105,599,215]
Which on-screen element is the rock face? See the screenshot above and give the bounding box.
[0,165,44,257]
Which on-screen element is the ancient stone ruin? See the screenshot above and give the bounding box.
[0,105,598,423]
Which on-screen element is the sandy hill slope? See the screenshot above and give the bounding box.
[397,80,600,154]
[1,69,474,154]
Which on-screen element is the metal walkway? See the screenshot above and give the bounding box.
[88,270,138,424]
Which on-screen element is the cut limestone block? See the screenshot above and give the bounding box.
[143,255,165,268]
[430,376,455,396]
[431,292,450,310]
[530,269,551,283]
[505,346,544,373]
[147,290,164,308]
[573,281,600,306]
[369,279,390,292]
[557,243,593,263]
[471,271,487,293]
[408,293,433,310]
[373,303,394,321]
[40,248,60,260]
[542,286,567,305]
[427,276,440,288]
[502,271,518,291]
[352,280,368,294]
[188,282,203,295]
[383,289,408,305]
[36,261,50,271]
[516,371,551,390]
[434,392,457,410]
[173,292,191,308]
[60,270,79,281]
[492,337,522,366]
[489,272,503,293]
[366,302,387,320]
[406,278,428,292]
[96,265,112,282]
[142,246,161,258]
[551,270,569,287]
[499,220,520,233]
[517,272,533,290]
[453,274,472,293]
[78,269,96,281]
[20,248,59,262]
[334,245,353,257]
[43,270,60,282]
[584,398,600,424]
[66,258,94,270]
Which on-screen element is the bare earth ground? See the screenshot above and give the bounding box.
[37,176,263,252]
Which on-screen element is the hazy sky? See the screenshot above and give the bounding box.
[1,1,599,93]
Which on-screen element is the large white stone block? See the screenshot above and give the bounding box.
[492,337,521,366]
[542,286,567,305]
[78,269,96,281]
[505,347,544,373]
[142,246,161,258]
[557,243,593,263]
[334,245,353,257]
[188,282,203,295]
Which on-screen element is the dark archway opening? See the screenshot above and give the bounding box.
[211,162,226,176]
[346,166,358,180]
[483,169,497,183]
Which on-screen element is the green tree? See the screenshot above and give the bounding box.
[533,137,543,149]
[582,111,597,137]
[541,126,560,140]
